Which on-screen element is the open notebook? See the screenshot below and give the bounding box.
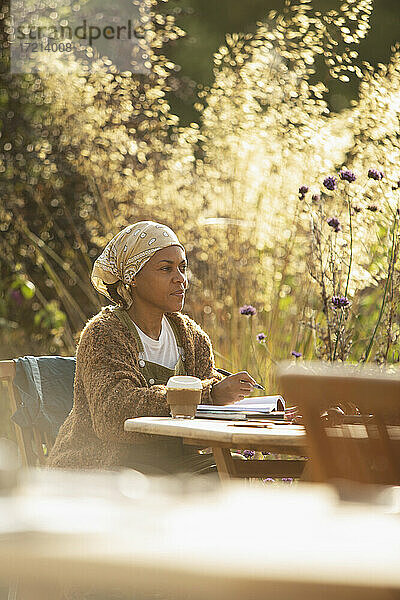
[196,395,285,420]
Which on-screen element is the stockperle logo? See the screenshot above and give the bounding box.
[10,0,151,74]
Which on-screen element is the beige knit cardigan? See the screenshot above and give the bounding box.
[48,306,224,470]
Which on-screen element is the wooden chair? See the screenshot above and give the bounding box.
[0,360,56,467]
[277,361,400,485]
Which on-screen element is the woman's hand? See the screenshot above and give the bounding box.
[210,371,257,405]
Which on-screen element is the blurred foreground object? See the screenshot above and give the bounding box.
[0,468,400,599]
[277,361,400,485]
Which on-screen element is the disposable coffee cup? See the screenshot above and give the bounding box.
[166,376,202,418]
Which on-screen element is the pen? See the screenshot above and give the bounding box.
[216,368,265,391]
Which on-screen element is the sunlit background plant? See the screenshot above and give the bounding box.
[1,0,400,424]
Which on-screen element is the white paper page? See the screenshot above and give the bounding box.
[231,395,284,408]
[197,395,285,411]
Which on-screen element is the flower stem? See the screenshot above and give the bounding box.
[249,318,265,383]
[344,198,353,299]
[313,205,333,359]
[362,212,399,363]
[332,196,353,361]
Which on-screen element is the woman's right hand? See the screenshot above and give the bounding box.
[210,371,257,405]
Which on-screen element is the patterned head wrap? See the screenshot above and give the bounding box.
[91,221,185,308]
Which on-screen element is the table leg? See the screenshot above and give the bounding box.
[212,448,237,480]
[299,459,315,482]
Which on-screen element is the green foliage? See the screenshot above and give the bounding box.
[11,278,36,300]
[33,301,67,331]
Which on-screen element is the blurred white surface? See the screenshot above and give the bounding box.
[1,468,400,599]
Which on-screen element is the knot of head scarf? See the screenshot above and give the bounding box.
[91,221,185,309]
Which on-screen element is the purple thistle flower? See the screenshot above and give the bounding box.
[281,478,294,483]
[339,169,356,183]
[243,450,255,459]
[291,350,302,358]
[263,478,276,483]
[392,180,400,190]
[368,169,384,181]
[331,296,350,309]
[323,176,337,191]
[312,193,321,202]
[256,332,266,343]
[240,304,257,316]
[299,185,309,197]
[327,217,341,232]
[367,205,379,212]
[353,206,362,213]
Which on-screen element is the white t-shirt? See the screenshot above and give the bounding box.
[133,315,180,369]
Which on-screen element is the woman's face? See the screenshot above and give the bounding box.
[130,245,188,312]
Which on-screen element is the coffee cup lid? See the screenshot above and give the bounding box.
[166,376,202,390]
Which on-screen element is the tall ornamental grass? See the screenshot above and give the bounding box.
[2,0,400,391]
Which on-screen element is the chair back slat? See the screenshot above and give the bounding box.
[278,361,400,486]
[0,360,16,379]
[0,359,53,467]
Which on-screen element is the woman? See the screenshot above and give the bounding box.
[48,221,256,474]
